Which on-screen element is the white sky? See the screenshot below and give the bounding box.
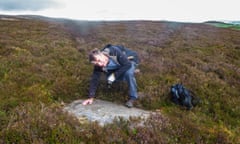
[0,0,239,22]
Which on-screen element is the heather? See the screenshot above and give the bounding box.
[0,16,239,143]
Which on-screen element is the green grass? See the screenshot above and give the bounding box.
[206,22,240,30]
[0,16,240,143]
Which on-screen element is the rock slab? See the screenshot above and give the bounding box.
[63,99,151,126]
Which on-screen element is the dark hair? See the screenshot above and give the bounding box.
[89,48,100,62]
[104,44,112,48]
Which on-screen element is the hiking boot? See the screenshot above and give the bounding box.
[125,99,135,108]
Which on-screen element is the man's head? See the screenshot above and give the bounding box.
[89,48,109,67]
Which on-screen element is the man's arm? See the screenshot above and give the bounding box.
[82,66,101,106]
[88,66,101,98]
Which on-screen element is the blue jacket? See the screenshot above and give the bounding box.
[88,46,131,98]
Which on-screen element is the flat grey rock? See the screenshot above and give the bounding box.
[63,99,152,126]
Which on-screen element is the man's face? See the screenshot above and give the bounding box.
[92,53,108,67]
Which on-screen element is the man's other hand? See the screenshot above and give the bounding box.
[82,98,94,105]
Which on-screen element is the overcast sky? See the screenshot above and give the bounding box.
[0,0,239,22]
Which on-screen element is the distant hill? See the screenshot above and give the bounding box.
[221,20,240,25]
[0,14,239,144]
[205,20,240,30]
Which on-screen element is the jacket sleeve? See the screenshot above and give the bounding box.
[88,66,102,98]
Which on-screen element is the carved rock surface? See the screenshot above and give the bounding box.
[64,99,151,126]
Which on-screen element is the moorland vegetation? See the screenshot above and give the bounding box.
[0,15,239,143]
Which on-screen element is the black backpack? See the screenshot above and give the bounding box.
[170,83,200,110]
[103,44,140,65]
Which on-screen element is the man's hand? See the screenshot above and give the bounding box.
[107,73,115,83]
[107,73,115,89]
[82,98,94,105]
